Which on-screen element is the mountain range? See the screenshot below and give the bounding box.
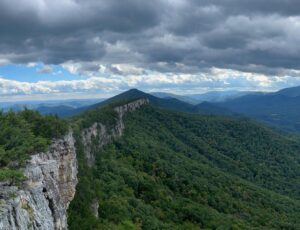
[151,86,300,133]
[92,87,300,133]
[3,85,300,134]
[152,90,262,104]
[2,88,300,229]
[215,86,300,132]
[0,98,104,116]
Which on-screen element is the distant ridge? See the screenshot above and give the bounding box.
[87,88,195,113]
[215,86,300,132]
[276,85,300,97]
[77,88,232,116]
[151,92,199,104]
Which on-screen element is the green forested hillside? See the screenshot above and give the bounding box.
[216,93,300,133]
[84,89,195,114]
[72,89,231,117]
[68,104,300,230]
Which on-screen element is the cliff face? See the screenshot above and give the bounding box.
[0,132,77,230]
[0,98,149,229]
[81,98,149,167]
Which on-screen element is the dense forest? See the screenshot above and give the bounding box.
[68,104,300,229]
[0,109,67,183]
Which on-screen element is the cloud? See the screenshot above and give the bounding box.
[0,0,299,72]
[0,0,300,98]
[37,65,54,74]
[2,67,300,101]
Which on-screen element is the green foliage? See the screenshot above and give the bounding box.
[19,109,68,139]
[72,105,118,130]
[0,109,68,182]
[0,168,26,184]
[68,105,300,229]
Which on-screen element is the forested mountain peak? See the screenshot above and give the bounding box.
[68,98,300,229]
[276,85,300,97]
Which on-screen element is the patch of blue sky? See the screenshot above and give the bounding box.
[0,63,84,82]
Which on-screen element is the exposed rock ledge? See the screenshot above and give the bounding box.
[81,98,149,167]
[0,132,77,230]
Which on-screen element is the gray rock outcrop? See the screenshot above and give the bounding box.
[0,132,77,230]
[81,98,149,167]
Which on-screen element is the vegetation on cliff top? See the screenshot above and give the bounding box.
[0,109,68,183]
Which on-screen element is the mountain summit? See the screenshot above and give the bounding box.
[67,92,300,229]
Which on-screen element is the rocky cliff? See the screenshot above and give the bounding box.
[81,98,149,167]
[0,98,149,229]
[0,132,77,230]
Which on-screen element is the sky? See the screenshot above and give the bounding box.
[1,0,300,101]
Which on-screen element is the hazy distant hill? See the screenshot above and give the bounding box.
[151,90,261,104]
[186,90,261,102]
[216,86,300,132]
[0,98,105,117]
[275,85,300,97]
[36,105,77,117]
[149,86,300,133]
[151,92,199,104]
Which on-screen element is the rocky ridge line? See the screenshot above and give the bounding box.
[81,98,149,167]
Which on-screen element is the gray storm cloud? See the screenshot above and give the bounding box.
[0,0,299,75]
